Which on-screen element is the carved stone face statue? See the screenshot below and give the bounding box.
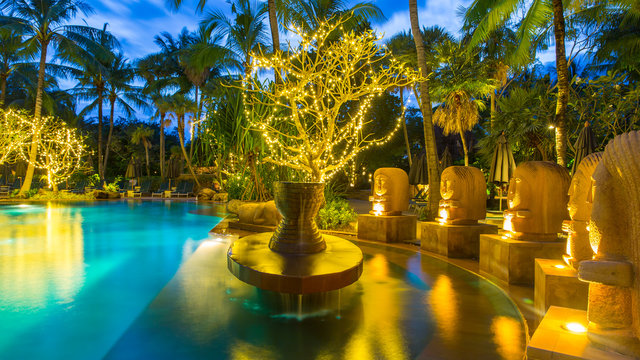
[370,168,409,216]
[438,166,486,224]
[563,152,602,268]
[504,161,571,241]
[578,131,640,357]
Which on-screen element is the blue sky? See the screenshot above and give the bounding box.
[84,0,476,63]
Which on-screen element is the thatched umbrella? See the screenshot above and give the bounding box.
[439,146,453,172]
[408,153,428,185]
[571,122,596,175]
[489,132,517,210]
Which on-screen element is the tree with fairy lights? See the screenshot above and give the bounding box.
[241,16,422,182]
[0,110,32,165]
[18,117,88,192]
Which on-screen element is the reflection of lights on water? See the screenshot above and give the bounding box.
[491,316,522,360]
[563,322,587,333]
[429,275,458,343]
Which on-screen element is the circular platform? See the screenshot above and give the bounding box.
[227,233,363,294]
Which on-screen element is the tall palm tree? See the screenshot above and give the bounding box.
[167,92,200,186]
[103,54,148,178]
[149,93,172,178]
[277,0,384,32]
[0,28,24,106]
[0,0,107,194]
[131,126,154,177]
[201,0,269,76]
[409,0,440,219]
[463,0,571,165]
[432,40,496,166]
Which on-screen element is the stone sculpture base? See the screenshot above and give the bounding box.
[479,234,565,285]
[534,259,588,323]
[357,214,416,243]
[527,306,634,360]
[420,221,498,258]
[228,233,363,294]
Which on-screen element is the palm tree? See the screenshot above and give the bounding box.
[201,0,269,76]
[0,0,107,194]
[103,54,148,178]
[167,92,200,186]
[149,93,172,178]
[277,0,384,32]
[462,0,571,166]
[409,0,440,219]
[131,126,154,177]
[0,28,24,106]
[432,40,496,166]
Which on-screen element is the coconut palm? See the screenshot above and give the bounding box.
[462,0,571,165]
[0,0,108,194]
[432,40,497,166]
[131,126,154,177]
[167,92,200,186]
[103,54,149,178]
[409,0,440,219]
[0,28,24,106]
[201,0,269,76]
[277,0,384,32]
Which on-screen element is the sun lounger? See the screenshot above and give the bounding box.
[131,180,152,197]
[151,181,169,197]
[173,181,194,197]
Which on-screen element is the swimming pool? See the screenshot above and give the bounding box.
[0,201,526,359]
[0,201,221,359]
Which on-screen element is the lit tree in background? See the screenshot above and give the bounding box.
[16,116,87,192]
[241,17,421,182]
[0,110,32,165]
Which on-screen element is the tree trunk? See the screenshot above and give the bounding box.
[268,0,281,84]
[400,87,412,167]
[160,112,165,178]
[97,91,104,180]
[490,90,496,130]
[144,143,150,177]
[190,86,199,161]
[178,115,200,187]
[0,76,6,106]
[459,130,469,166]
[20,41,48,195]
[409,0,441,220]
[103,97,115,181]
[552,0,569,167]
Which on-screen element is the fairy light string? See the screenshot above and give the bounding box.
[240,16,424,182]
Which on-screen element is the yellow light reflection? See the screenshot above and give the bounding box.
[372,202,384,216]
[503,214,514,233]
[563,322,587,333]
[438,208,448,224]
[344,254,408,360]
[0,202,84,310]
[491,316,522,360]
[429,275,458,344]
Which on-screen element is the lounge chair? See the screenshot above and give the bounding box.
[173,181,194,198]
[409,186,429,213]
[0,185,9,198]
[131,180,152,197]
[151,181,169,198]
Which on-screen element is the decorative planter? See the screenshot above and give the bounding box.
[269,181,326,254]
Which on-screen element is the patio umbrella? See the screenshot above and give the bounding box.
[439,146,453,172]
[125,157,136,179]
[571,122,596,175]
[489,132,517,210]
[408,153,428,185]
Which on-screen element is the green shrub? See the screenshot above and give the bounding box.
[317,198,357,231]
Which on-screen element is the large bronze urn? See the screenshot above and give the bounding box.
[269,181,326,254]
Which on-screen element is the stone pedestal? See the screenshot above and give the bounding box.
[479,234,565,285]
[357,214,416,243]
[420,221,498,258]
[527,306,634,360]
[535,259,588,323]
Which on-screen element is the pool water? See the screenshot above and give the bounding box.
[0,201,221,359]
[0,201,526,359]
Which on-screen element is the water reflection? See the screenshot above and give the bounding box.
[0,202,85,310]
[491,316,523,360]
[429,275,458,344]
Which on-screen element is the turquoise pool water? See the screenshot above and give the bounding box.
[1,201,526,359]
[0,201,221,359]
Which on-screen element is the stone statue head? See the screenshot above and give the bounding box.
[438,166,486,224]
[504,161,570,241]
[568,153,603,222]
[370,168,409,216]
[579,131,640,356]
[563,152,602,268]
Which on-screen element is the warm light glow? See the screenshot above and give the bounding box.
[438,208,448,224]
[563,322,587,333]
[372,202,385,216]
[554,264,566,269]
[430,275,458,344]
[491,316,523,360]
[239,16,423,182]
[503,213,514,233]
[548,125,555,129]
